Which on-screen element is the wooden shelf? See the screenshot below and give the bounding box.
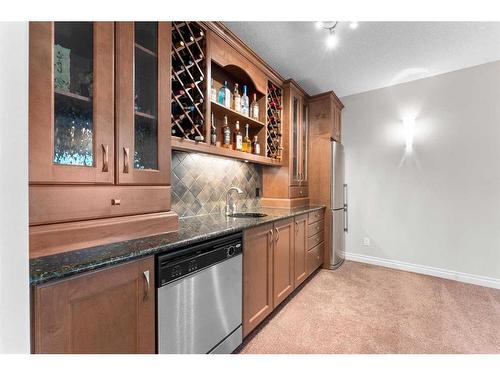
[135,111,156,120]
[135,43,157,58]
[171,137,282,167]
[211,100,265,130]
[55,89,91,103]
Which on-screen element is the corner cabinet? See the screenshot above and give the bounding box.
[29,22,178,258]
[32,257,155,354]
[262,79,309,208]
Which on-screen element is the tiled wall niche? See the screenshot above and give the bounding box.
[171,151,262,217]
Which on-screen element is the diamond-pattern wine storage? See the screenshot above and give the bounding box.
[171,22,206,141]
[267,81,283,160]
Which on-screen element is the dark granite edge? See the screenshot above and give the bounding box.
[30,206,325,286]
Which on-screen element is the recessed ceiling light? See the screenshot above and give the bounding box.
[349,21,359,29]
[315,21,324,29]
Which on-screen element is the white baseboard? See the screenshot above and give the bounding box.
[344,251,500,290]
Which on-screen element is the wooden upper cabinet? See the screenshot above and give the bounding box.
[285,81,308,188]
[273,217,295,306]
[115,22,171,185]
[243,222,274,337]
[209,31,267,95]
[294,213,308,288]
[33,256,155,353]
[29,22,114,185]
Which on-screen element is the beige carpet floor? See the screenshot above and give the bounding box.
[238,261,500,354]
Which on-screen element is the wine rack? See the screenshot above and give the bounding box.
[266,81,283,159]
[171,22,206,141]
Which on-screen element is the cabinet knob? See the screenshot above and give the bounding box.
[111,198,121,206]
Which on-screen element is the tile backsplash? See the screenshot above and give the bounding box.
[171,151,262,217]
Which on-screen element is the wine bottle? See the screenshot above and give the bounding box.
[233,121,243,151]
[222,115,231,148]
[233,83,241,113]
[174,40,185,49]
[251,136,261,155]
[250,93,259,120]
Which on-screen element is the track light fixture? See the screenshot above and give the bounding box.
[315,21,359,49]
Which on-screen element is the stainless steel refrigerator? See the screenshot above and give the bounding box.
[328,140,347,269]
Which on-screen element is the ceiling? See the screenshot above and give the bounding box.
[224,22,500,97]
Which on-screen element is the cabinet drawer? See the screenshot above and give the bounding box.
[30,185,171,225]
[290,186,308,198]
[308,219,324,237]
[307,242,324,275]
[308,209,324,224]
[307,230,324,250]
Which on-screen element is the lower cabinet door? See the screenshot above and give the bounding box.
[243,223,274,337]
[273,217,295,306]
[294,214,308,288]
[33,257,155,353]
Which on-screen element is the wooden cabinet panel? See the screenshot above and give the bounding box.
[29,22,115,185]
[209,31,267,95]
[30,185,171,225]
[273,217,294,306]
[33,257,155,353]
[290,186,308,199]
[307,242,324,276]
[308,209,324,224]
[308,230,324,250]
[115,22,171,185]
[294,214,308,288]
[308,219,324,237]
[243,223,274,337]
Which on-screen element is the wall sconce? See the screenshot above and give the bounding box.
[403,117,415,152]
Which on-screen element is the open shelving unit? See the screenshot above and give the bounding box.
[170,23,283,166]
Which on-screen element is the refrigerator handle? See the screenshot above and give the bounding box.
[343,184,348,232]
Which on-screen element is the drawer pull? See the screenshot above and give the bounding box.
[111,198,121,206]
[123,147,130,174]
[102,144,109,172]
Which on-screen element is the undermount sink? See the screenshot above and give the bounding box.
[227,212,268,218]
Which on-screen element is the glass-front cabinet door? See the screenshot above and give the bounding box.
[300,102,308,185]
[115,22,171,185]
[290,94,300,186]
[29,22,114,184]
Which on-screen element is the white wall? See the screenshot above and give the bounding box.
[0,22,30,353]
[342,61,500,287]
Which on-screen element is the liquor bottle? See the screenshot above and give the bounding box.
[250,93,259,120]
[242,124,251,153]
[210,113,217,146]
[241,85,249,116]
[251,136,261,155]
[218,80,231,108]
[222,115,231,148]
[210,78,217,102]
[233,83,241,113]
[233,121,243,151]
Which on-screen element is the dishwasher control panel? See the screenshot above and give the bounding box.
[157,233,243,286]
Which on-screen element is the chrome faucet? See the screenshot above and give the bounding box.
[225,187,244,216]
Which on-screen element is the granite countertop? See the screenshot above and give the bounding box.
[30,206,325,286]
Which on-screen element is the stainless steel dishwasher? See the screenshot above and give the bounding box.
[156,232,242,354]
